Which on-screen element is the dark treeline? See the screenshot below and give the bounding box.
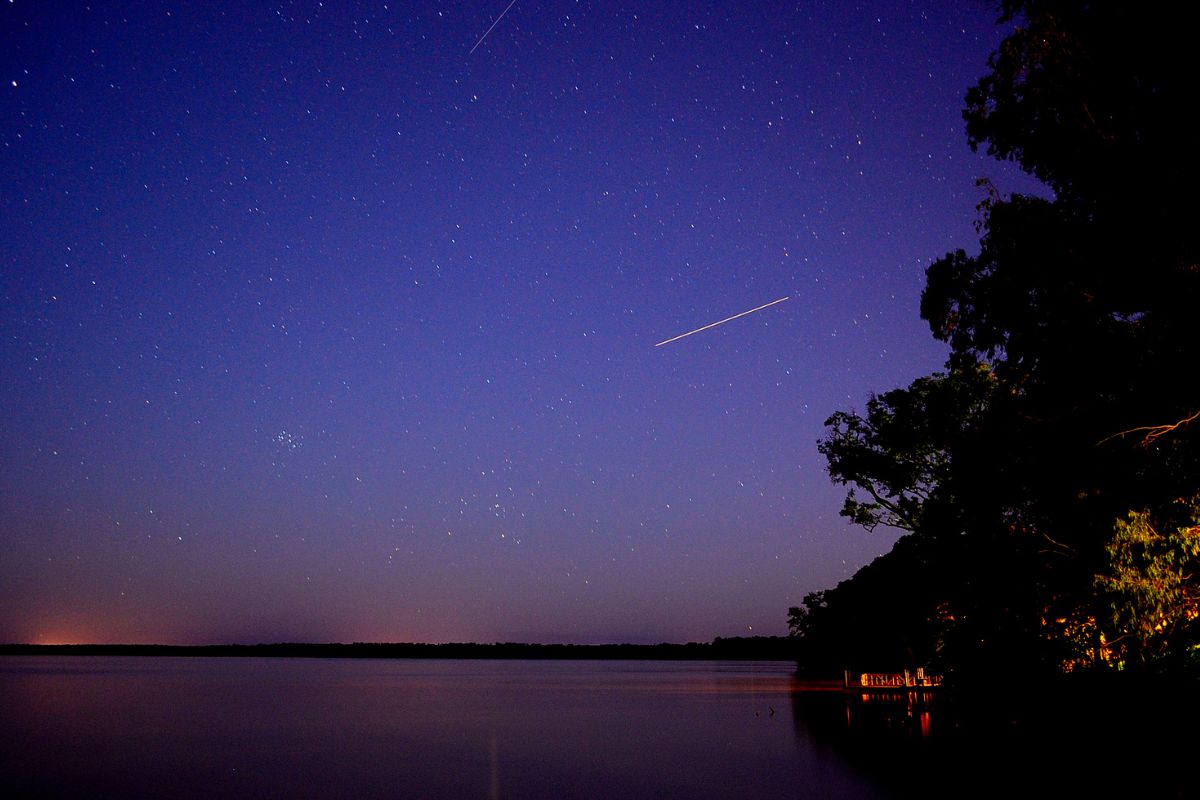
[793,0,1200,689]
[0,636,797,661]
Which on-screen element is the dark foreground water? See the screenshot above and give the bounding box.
[2,657,889,799]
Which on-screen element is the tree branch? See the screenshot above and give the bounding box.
[859,484,918,532]
[1098,408,1200,447]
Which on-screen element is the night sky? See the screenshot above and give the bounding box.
[1,1,1042,645]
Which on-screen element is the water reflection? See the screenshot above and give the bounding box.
[847,689,939,738]
[790,671,1200,799]
[1,657,892,800]
[488,732,500,800]
[786,678,956,799]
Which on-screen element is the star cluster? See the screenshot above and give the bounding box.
[0,1,1041,644]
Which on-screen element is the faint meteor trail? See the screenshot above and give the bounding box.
[654,296,790,347]
[470,0,519,54]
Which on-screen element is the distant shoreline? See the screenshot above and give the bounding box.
[0,637,798,661]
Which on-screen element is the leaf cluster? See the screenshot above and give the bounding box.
[1096,497,1200,665]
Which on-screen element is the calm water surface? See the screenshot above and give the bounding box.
[1,657,896,799]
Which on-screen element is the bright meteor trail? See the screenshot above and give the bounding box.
[470,0,519,54]
[654,296,790,347]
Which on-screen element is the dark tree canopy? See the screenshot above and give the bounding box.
[819,367,999,534]
[801,1,1200,680]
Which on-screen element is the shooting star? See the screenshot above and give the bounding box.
[470,0,519,54]
[655,296,790,347]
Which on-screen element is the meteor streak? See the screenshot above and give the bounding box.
[470,0,519,54]
[654,296,790,347]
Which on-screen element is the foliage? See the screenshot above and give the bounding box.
[1097,498,1200,667]
[819,367,999,533]
[797,1,1200,680]
[787,535,944,675]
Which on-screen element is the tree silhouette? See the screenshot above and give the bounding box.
[803,1,1200,679]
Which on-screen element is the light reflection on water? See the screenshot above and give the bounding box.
[0,657,892,800]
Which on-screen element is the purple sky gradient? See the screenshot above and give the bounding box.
[0,0,1043,644]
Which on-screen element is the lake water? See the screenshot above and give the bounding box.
[1,657,897,799]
